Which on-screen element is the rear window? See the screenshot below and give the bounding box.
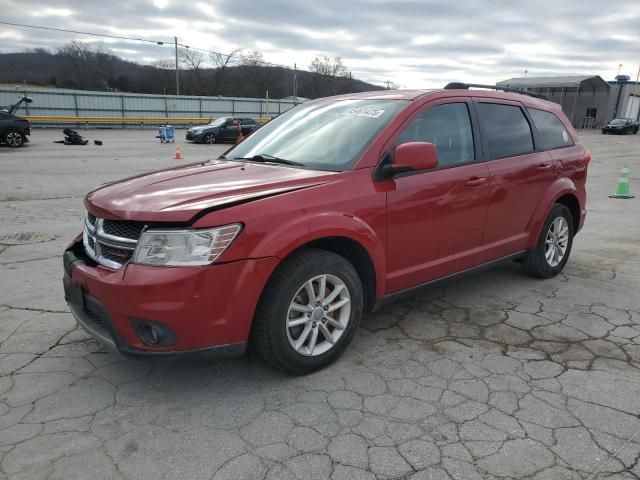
[528,108,573,150]
[477,103,534,159]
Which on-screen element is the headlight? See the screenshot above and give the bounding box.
[132,224,242,266]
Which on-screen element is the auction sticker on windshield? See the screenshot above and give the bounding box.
[343,107,385,118]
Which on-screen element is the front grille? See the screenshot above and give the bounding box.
[101,243,134,264]
[103,220,145,240]
[83,214,145,269]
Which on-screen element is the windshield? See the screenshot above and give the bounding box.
[209,118,227,127]
[226,99,408,170]
[611,119,627,125]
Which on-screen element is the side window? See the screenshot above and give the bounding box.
[477,103,534,159]
[397,103,474,167]
[243,118,256,125]
[528,108,574,150]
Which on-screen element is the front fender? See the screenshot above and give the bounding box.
[248,212,387,299]
[526,177,579,248]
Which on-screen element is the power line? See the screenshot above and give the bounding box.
[1,20,380,88]
[0,20,168,45]
[3,20,299,71]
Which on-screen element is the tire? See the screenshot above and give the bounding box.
[634,127,639,134]
[252,248,363,374]
[202,133,216,144]
[4,129,24,147]
[522,204,574,278]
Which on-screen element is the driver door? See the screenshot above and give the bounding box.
[221,119,239,141]
[385,99,491,292]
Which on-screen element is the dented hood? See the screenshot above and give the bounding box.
[85,160,338,222]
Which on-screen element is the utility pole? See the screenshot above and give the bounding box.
[174,36,180,96]
[293,63,297,100]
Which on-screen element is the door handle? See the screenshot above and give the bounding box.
[466,177,488,186]
[537,163,553,171]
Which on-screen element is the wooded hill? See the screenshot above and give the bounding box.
[0,45,383,99]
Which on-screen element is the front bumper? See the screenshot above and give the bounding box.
[185,131,203,141]
[63,237,278,356]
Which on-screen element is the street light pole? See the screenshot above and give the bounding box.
[293,63,297,99]
[174,36,180,96]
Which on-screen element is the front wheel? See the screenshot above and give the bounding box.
[252,248,363,374]
[4,130,24,147]
[522,204,574,278]
[202,133,216,144]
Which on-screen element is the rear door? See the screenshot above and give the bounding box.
[241,118,257,135]
[475,100,555,259]
[385,99,491,292]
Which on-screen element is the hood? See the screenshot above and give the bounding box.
[85,160,338,222]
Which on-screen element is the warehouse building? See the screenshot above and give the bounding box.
[497,75,640,129]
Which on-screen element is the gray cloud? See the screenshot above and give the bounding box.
[1,0,638,88]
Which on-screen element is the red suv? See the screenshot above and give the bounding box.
[63,84,589,373]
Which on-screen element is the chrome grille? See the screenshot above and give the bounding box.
[83,214,145,269]
[103,220,145,240]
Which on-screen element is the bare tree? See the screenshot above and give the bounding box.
[308,56,350,97]
[155,59,176,95]
[210,47,241,95]
[240,50,274,97]
[178,48,205,94]
[57,41,92,88]
[309,56,348,77]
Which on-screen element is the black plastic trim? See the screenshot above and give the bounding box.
[375,250,528,309]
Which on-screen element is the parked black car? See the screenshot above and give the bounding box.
[602,118,639,135]
[186,117,260,144]
[0,96,32,147]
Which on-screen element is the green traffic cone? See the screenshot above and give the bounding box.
[609,165,635,199]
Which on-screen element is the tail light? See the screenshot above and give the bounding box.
[583,150,592,165]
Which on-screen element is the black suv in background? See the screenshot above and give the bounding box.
[602,118,639,135]
[0,96,32,147]
[186,117,260,144]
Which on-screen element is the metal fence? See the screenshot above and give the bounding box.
[0,86,299,127]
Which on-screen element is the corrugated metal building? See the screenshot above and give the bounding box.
[497,75,613,128]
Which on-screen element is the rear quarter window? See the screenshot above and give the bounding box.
[528,108,574,150]
[477,103,534,159]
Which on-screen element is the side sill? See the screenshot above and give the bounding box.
[374,250,529,309]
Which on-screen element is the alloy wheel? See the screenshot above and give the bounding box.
[286,274,351,356]
[545,216,569,267]
[6,131,23,147]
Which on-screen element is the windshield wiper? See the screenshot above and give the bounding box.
[231,154,304,167]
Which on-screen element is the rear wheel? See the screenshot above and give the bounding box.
[252,248,363,374]
[4,129,24,147]
[522,204,574,278]
[202,133,216,144]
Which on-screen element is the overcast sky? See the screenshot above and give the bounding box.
[1,0,639,89]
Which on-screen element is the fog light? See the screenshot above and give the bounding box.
[130,319,177,346]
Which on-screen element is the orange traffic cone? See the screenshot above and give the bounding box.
[174,148,183,160]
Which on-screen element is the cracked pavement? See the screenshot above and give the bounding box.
[1,129,640,479]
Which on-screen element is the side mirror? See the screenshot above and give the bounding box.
[383,142,438,176]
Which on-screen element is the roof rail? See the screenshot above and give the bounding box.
[444,82,547,100]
